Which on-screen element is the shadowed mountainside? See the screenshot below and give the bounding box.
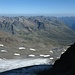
[59,17,75,30]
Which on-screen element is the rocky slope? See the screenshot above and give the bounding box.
[0,43,75,75]
[0,16,75,46]
[0,16,75,60]
[48,43,75,75]
[0,16,75,74]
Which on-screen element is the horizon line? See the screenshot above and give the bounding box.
[0,14,75,17]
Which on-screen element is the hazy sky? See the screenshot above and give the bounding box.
[0,0,75,16]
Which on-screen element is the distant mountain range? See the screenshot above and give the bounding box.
[0,16,75,47]
[59,17,75,30]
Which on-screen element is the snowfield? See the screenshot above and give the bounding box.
[0,58,51,72]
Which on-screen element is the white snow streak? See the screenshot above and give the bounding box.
[19,47,25,50]
[29,55,35,57]
[40,54,50,57]
[30,48,36,51]
[0,44,4,47]
[49,51,53,53]
[0,50,7,53]
[50,57,54,60]
[14,53,20,56]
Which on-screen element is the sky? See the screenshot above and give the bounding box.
[0,0,75,16]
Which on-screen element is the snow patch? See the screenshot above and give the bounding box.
[0,58,2,60]
[61,52,64,54]
[40,54,50,57]
[50,57,54,60]
[43,55,50,57]
[0,44,4,47]
[14,53,20,56]
[49,51,53,53]
[30,48,36,51]
[0,50,7,53]
[40,54,44,56]
[19,47,25,50]
[29,55,35,57]
[64,49,66,51]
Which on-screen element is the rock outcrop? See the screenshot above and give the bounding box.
[48,43,75,75]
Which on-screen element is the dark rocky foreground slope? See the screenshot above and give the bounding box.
[0,43,75,75]
[47,43,75,75]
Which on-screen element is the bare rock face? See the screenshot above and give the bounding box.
[48,43,75,75]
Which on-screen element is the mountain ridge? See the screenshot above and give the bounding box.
[59,17,75,30]
[0,16,75,46]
